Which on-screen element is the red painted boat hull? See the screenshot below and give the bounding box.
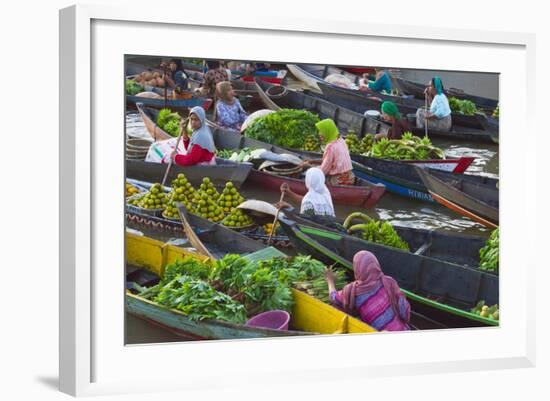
[247,170,386,208]
[242,75,284,85]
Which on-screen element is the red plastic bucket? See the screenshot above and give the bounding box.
[245,310,290,331]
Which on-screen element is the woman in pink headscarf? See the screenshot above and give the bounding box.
[326,250,410,331]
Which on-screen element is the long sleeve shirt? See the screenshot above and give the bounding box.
[320,138,353,177]
[430,94,452,118]
[174,138,215,166]
[216,99,248,130]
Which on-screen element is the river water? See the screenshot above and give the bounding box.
[125,77,499,343]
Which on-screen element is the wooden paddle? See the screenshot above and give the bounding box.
[175,202,215,260]
[161,116,189,186]
[424,91,429,139]
[267,192,285,246]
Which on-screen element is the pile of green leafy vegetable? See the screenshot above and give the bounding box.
[126,79,144,96]
[448,97,478,115]
[157,108,182,137]
[479,228,499,272]
[244,108,320,149]
[135,254,347,323]
[368,132,445,160]
[136,257,247,324]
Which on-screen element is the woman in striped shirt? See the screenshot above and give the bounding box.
[326,250,411,331]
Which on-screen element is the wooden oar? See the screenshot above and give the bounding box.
[424,92,429,139]
[267,192,285,245]
[161,117,189,186]
[175,202,215,260]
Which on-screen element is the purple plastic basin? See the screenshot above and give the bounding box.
[245,310,290,331]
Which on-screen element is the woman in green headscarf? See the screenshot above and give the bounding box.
[374,101,410,140]
[301,118,355,186]
[415,76,452,132]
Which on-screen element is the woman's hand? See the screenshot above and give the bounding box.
[274,201,291,210]
[280,183,289,193]
[374,133,386,140]
[325,269,336,283]
[170,150,177,162]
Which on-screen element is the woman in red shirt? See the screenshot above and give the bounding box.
[170,106,217,166]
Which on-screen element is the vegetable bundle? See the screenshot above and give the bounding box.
[136,254,347,323]
[244,108,320,150]
[344,212,410,251]
[369,132,445,160]
[479,228,499,272]
[126,79,144,96]
[157,108,182,137]
[449,97,478,115]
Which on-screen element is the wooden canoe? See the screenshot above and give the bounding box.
[126,158,252,189]
[347,156,491,204]
[126,86,212,112]
[126,233,376,339]
[317,81,498,135]
[305,84,498,143]
[415,167,499,228]
[212,128,387,208]
[277,216,499,328]
[127,206,487,269]
[287,64,364,91]
[254,78,390,138]
[395,77,499,112]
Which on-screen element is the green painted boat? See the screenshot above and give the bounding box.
[277,215,499,328]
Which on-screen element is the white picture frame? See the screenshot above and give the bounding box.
[59,3,536,397]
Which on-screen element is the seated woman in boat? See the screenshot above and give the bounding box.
[359,68,392,94]
[374,101,410,140]
[196,60,229,97]
[170,106,217,166]
[326,250,411,331]
[302,119,355,186]
[415,76,452,132]
[276,168,335,218]
[215,81,248,131]
[162,58,189,91]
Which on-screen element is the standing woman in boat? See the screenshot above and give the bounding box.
[215,81,248,131]
[326,250,411,331]
[276,168,335,218]
[302,119,355,186]
[415,76,452,132]
[170,106,217,166]
[374,101,409,140]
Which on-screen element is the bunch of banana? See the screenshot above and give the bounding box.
[344,132,362,154]
[343,212,409,251]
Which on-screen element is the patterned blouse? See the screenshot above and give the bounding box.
[330,281,410,331]
[200,68,229,97]
[216,99,248,131]
[320,137,353,176]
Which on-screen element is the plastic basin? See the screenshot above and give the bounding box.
[245,310,290,331]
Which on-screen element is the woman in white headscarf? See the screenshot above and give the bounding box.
[170,106,217,166]
[276,167,335,217]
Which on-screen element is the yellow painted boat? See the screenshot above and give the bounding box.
[126,232,376,339]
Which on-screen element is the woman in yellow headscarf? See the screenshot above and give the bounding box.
[303,119,355,186]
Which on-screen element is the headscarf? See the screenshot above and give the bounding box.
[432,76,444,95]
[315,119,339,144]
[301,168,335,217]
[340,251,407,324]
[216,81,234,104]
[188,106,217,153]
[381,101,401,120]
